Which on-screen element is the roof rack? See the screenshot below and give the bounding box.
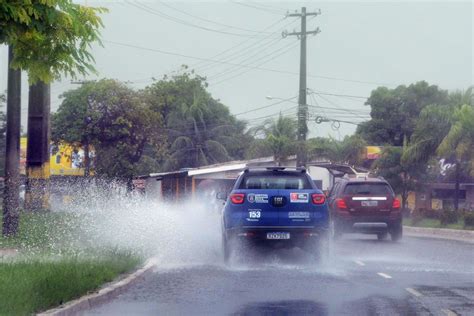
[243,166,307,173]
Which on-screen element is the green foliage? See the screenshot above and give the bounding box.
[144,72,250,170]
[373,143,423,209]
[464,212,474,227]
[0,0,106,83]
[357,81,448,146]
[439,208,460,226]
[0,254,139,315]
[248,114,297,164]
[307,134,366,166]
[401,104,453,165]
[52,79,164,180]
[437,104,474,177]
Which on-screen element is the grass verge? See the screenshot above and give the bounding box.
[0,212,142,315]
[403,217,474,230]
[0,253,140,315]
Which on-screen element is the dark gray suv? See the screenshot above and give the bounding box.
[327,175,402,241]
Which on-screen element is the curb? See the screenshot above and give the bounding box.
[37,258,157,316]
[404,226,474,244]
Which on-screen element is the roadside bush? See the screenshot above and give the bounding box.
[439,208,460,226]
[423,209,440,219]
[410,208,424,225]
[463,211,474,227]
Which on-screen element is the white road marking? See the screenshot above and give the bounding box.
[377,272,392,279]
[406,287,423,297]
[441,309,458,316]
[354,260,365,266]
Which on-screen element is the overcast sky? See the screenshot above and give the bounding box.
[0,1,472,138]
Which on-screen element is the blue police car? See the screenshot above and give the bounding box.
[220,167,329,262]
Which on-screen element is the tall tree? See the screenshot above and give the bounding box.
[248,114,297,165]
[403,87,473,210]
[357,81,448,146]
[1,1,105,235]
[307,135,367,166]
[52,80,164,183]
[144,72,249,170]
[436,104,474,210]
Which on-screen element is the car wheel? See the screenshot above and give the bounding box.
[390,224,403,242]
[377,232,388,240]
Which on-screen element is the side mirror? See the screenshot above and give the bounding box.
[216,192,227,201]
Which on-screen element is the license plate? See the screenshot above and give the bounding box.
[266,232,290,240]
[361,201,378,207]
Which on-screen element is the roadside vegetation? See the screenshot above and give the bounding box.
[404,208,474,230]
[0,212,141,315]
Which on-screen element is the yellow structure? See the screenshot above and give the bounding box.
[365,146,383,160]
[20,137,93,176]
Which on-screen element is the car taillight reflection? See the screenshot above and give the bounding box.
[392,198,401,209]
[230,193,245,204]
[311,193,326,205]
[336,198,348,209]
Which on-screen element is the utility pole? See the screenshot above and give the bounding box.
[25,81,51,212]
[283,7,321,167]
[3,46,21,236]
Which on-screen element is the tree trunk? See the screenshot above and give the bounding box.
[25,81,51,212]
[2,46,21,237]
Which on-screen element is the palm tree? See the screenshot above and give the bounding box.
[249,114,297,165]
[436,104,474,209]
[403,87,473,210]
[308,135,366,166]
[164,91,231,170]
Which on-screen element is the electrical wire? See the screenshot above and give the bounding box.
[230,0,285,16]
[125,1,271,38]
[104,40,392,86]
[209,40,299,84]
[156,1,274,34]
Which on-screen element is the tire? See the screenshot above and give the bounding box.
[377,232,388,240]
[390,224,403,242]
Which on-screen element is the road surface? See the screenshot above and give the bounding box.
[86,235,474,315]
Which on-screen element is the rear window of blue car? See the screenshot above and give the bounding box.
[239,173,312,190]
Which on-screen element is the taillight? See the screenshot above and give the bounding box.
[230,193,245,204]
[311,193,326,205]
[336,198,347,209]
[392,198,401,209]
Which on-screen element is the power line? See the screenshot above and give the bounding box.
[156,1,273,35]
[209,40,299,84]
[103,40,392,86]
[230,0,284,15]
[309,90,368,99]
[234,96,298,116]
[125,1,271,38]
[191,18,289,72]
[311,91,368,120]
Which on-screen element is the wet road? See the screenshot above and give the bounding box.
[86,235,473,315]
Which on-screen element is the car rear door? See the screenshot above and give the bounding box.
[277,189,326,227]
[237,188,281,227]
